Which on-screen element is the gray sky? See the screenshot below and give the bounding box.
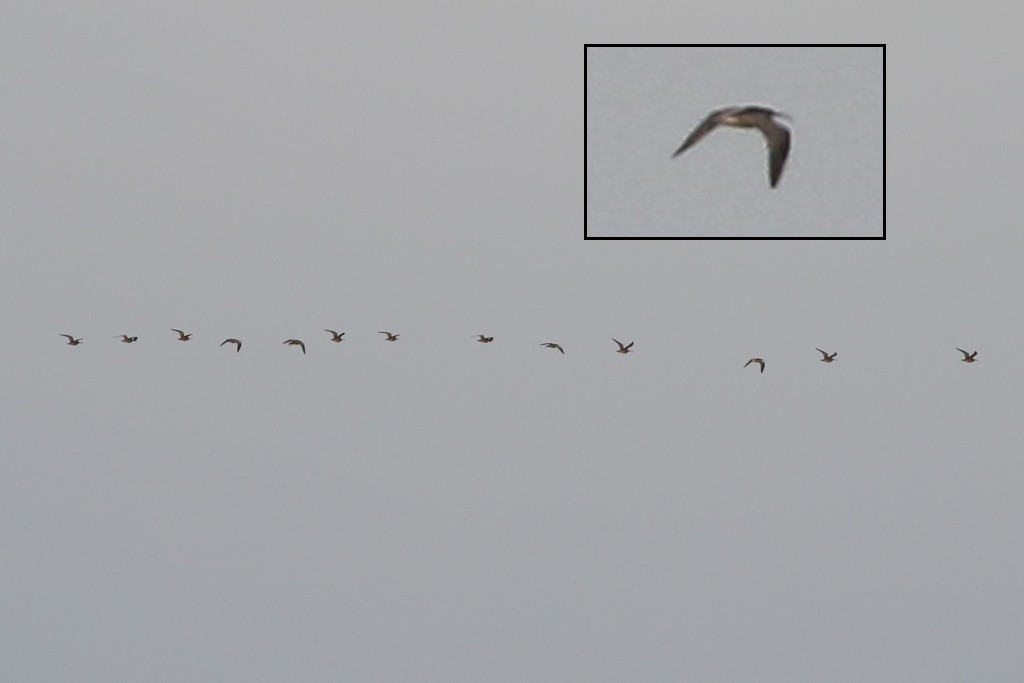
[587,46,883,236]
[3,2,1024,682]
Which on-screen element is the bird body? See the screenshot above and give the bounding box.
[476,335,494,343]
[60,334,83,346]
[672,105,792,188]
[115,335,138,343]
[379,331,399,341]
[220,338,242,352]
[540,342,564,355]
[324,329,345,342]
[171,329,192,341]
[816,348,836,363]
[613,338,634,354]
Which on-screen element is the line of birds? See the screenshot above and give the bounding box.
[56,333,983,369]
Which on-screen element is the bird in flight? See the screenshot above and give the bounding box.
[171,329,193,341]
[672,105,792,188]
[540,342,564,355]
[612,338,634,354]
[475,335,494,343]
[114,335,138,343]
[816,348,836,363]
[220,338,242,352]
[957,348,978,363]
[60,334,83,346]
[283,339,306,354]
[379,331,399,341]
[744,358,765,373]
[324,329,345,342]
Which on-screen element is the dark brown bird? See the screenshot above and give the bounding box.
[220,338,242,352]
[613,338,634,354]
[816,348,836,363]
[475,335,494,343]
[324,329,345,342]
[744,358,765,373]
[60,334,83,346]
[672,105,792,188]
[171,329,193,341]
[283,339,306,354]
[540,342,564,355]
[957,348,978,363]
[378,331,399,341]
[114,335,138,343]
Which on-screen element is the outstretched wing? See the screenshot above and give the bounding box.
[754,118,791,188]
[671,108,731,158]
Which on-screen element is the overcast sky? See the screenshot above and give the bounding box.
[3,2,1024,682]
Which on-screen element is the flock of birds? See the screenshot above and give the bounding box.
[56,332,984,371]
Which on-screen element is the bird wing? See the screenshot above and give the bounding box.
[956,348,969,359]
[754,118,791,188]
[816,348,828,359]
[671,108,730,158]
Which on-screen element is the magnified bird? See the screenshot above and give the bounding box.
[540,342,564,355]
[816,348,836,363]
[744,358,765,373]
[957,348,978,363]
[672,105,792,188]
[379,331,399,341]
[475,335,494,343]
[114,335,138,343]
[324,329,345,342]
[220,338,242,352]
[60,334,83,346]
[171,329,193,341]
[612,338,634,354]
[283,339,306,354]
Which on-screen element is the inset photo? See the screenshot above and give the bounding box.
[585,45,885,239]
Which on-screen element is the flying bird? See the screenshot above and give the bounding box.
[114,335,138,343]
[378,331,399,341]
[612,338,634,354]
[672,105,792,188]
[816,348,837,363]
[744,358,765,373]
[220,338,242,352]
[60,334,83,346]
[957,348,978,363]
[283,339,306,354]
[475,335,494,343]
[540,342,564,355]
[171,329,193,341]
[324,329,345,342]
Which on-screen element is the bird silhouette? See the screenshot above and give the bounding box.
[171,329,192,341]
[476,335,494,343]
[60,334,83,346]
[957,348,978,363]
[612,338,634,354]
[816,348,836,363]
[540,342,564,355]
[114,335,138,343]
[220,338,242,352]
[283,339,306,354]
[378,331,399,341]
[744,358,765,373]
[324,329,345,342]
[672,105,792,188]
